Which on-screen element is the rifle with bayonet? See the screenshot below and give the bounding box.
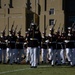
[51,20,57,35]
[57,24,61,34]
[72,22,75,28]
[61,27,64,34]
[10,21,15,32]
[18,25,22,34]
[14,25,18,34]
[3,25,6,34]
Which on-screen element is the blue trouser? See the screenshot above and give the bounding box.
[2,49,6,63]
[30,47,37,67]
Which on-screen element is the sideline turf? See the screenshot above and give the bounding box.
[0,64,75,75]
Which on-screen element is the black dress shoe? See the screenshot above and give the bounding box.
[10,63,13,65]
[37,63,40,65]
[7,59,10,63]
[48,60,52,64]
[51,65,54,66]
[41,61,44,64]
[31,66,37,68]
[26,61,29,64]
[56,64,61,66]
[3,63,7,64]
[65,61,70,66]
[31,66,34,68]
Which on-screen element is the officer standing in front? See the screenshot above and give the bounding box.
[29,22,38,68]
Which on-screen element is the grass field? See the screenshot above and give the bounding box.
[0,64,75,75]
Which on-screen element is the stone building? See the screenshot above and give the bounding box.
[0,0,75,36]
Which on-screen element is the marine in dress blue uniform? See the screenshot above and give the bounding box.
[16,31,25,64]
[29,22,38,68]
[0,31,7,64]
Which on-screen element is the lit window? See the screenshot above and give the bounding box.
[49,8,55,15]
[49,19,55,25]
